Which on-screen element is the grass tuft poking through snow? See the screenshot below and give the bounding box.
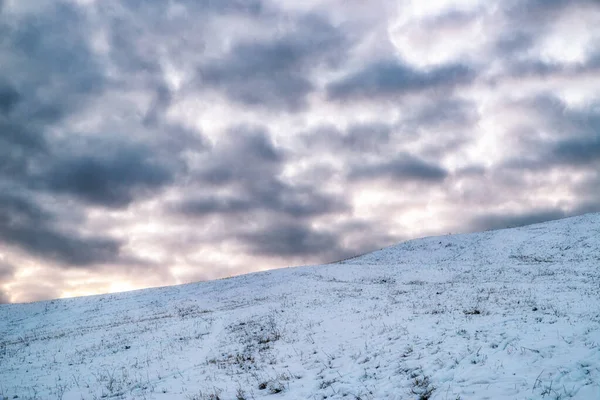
[1,213,600,399]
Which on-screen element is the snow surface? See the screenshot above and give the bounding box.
[1,213,599,400]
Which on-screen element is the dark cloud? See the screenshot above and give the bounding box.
[198,13,347,111]
[0,3,101,181]
[96,0,270,93]
[0,193,123,266]
[329,220,401,261]
[573,173,600,204]
[177,184,346,219]
[40,143,174,208]
[501,97,600,171]
[236,217,403,262]
[0,193,52,226]
[238,221,342,258]
[494,31,535,55]
[505,0,598,23]
[118,0,265,17]
[0,126,47,178]
[499,55,600,80]
[174,125,348,219]
[0,2,191,208]
[573,201,600,216]
[406,98,478,130]
[350,155,448,183]
[552,137,600,166]
[344,123,392,149]
[491,0,600,79]
[527,96,600,137]
[3,3,105,108]
[0,81,20,114]
[177,197,250,215]
[470,209,568,231]
[196,125,283,185]
[301,123,391,154]
[327,60,475,101]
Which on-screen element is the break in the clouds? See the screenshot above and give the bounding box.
[0,0,599,303]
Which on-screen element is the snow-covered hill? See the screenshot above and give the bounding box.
[1,214,599,400]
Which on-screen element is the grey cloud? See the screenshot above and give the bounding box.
[2,225,121,267]
[350,155,448,183]
[574,173,600,203]
[177,197,251,215]
[238,222,342,258]
[167,124,351,262]
[5,3,105,104]
[0,193,123,266]
[0,193,52,226]
[526,96,600,136]
[0,81,20,114]
[327,60,475,101]
[552,137,600,166]
[573,201,600,216]
[505,0,598,22]
[119,0,265,17]
[275,188,347,218]
[2,1,191,209]
[301,122,391,154]
[504,60,565,79]
[0,123,47,177]
[197,125,283,185]
[331,220,400,261]
[177,184,346,219]
[142,86,175,128]
[98,0,269,89]
[501,97,600,171]
[41,144,174,208]
[0,3,101,176]
[198,14,347,111]
[470,209,567,232]
[492,0,600,79]
[236,217,403,262]
[499,55,600,80]
[345,123,392,149]
[396,98,480,159]
[174,125,348,219]
[302,98,478,160]
[494,32,535,55]
[408,98,479,129]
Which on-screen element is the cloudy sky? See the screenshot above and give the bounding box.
[1,0,599,303]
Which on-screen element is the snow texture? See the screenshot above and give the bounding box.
[1,213,599,399]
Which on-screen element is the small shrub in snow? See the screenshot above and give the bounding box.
[411,375,435,400]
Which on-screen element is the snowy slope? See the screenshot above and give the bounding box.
[1,213,599,400]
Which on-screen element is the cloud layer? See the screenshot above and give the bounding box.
[1,0,599,303]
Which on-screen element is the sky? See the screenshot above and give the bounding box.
[0,0,599,304]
